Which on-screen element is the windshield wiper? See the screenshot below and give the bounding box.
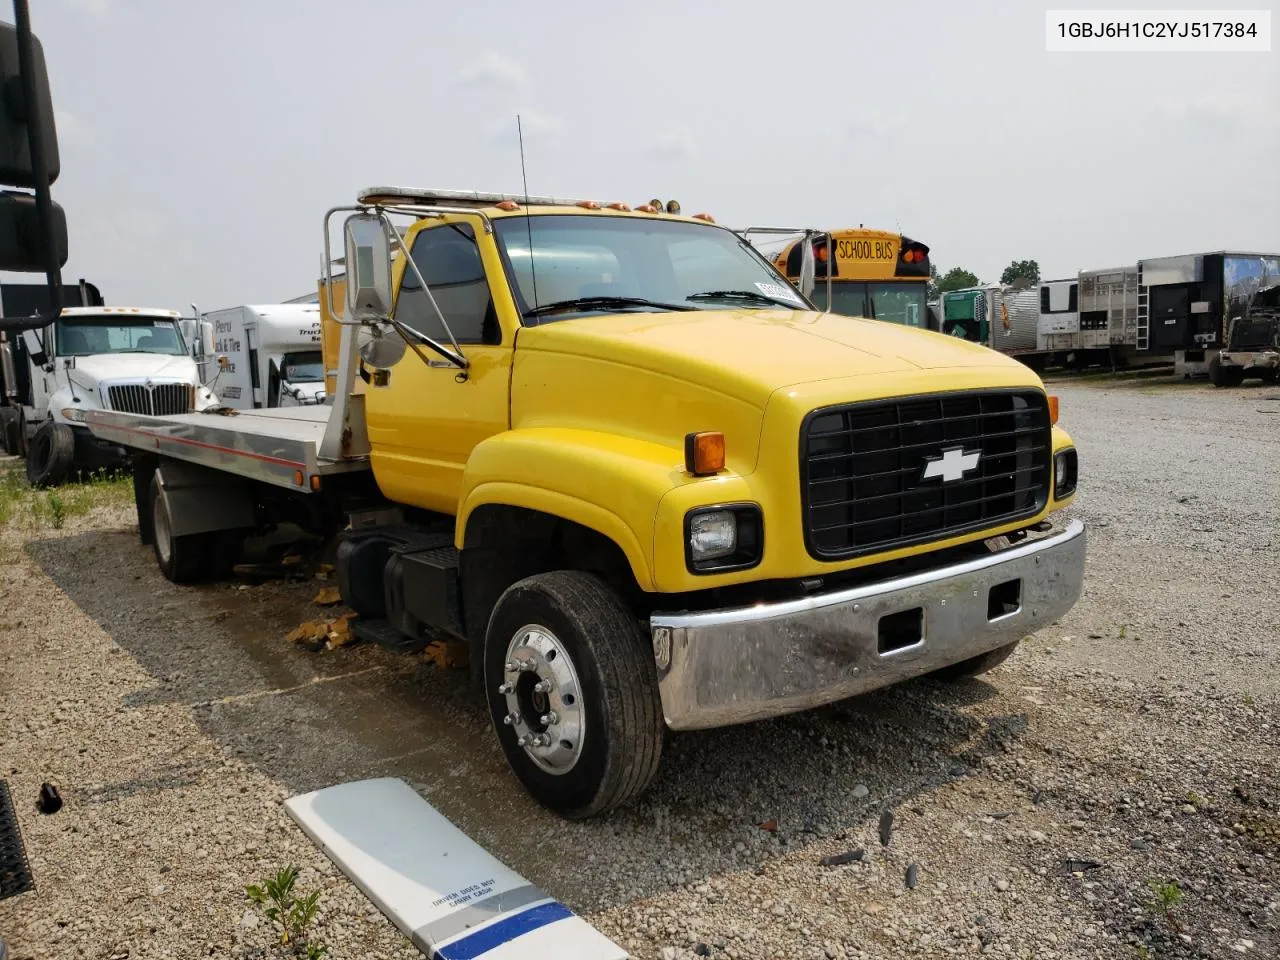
[523,296,694,319]
[687,289,797,308]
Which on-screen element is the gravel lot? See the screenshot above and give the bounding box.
[1,376,1277,960]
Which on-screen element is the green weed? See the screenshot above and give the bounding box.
[245,865,327,957]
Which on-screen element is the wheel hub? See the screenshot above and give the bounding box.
[499,625,584,774]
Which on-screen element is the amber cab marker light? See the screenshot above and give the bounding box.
[310,474,321,492]
[692,212,715,223]
[496,200,519,211]
[684,432,726,476]
[292,470,304,486]
[1048,395,1059,425]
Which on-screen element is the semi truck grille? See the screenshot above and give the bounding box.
[106,382,191,416]
[801,390,1051,560]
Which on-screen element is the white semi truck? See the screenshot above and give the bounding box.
[196,304,326,409]
[0,302,218,486]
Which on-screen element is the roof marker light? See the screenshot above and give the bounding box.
[692,212,715,223]
[496,200,520,211]
[576,200,601,210]
[607,202,631,211]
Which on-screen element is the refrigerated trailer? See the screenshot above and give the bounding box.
[1136,251,1280,377]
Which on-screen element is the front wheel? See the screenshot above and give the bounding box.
[484,571,664,819]
[929,640,1021,680]
[25,421,75,487]
[1208,355,1244,388]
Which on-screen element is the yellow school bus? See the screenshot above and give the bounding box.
[772,229,932,328]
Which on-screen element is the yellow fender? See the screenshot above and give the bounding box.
[456,428,693,592]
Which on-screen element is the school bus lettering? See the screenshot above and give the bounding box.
[836,238,898,261]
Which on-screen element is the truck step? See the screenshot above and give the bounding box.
[352,617,428,655]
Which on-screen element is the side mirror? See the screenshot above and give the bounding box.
[343,212,393,323]
[200,321,215,360]
[20,326,45,365]
[798,235,816,299]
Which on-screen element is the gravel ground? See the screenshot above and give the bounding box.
[1,376,1277,960]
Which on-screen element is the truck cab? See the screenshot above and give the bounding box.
[5,305,217,485]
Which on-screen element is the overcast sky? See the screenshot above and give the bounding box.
[4,0,1277,311]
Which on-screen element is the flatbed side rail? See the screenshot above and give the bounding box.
[84,408,366,492]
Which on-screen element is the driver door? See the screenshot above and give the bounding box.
[364,217,513,515]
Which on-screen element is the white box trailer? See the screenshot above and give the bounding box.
[200,304,326,409]
[1036,278,1079,353]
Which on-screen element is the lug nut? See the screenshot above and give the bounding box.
[533,680,552,694]
[504,660,517,672]
[520,660,538,672]
[533,734,552,747]
[540,711,558,725]
[502,712,522,726]
[497,682,514,695]
[516,734,531,747]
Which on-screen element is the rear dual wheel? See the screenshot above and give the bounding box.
[484,571,664,819]
[149,474,242,583]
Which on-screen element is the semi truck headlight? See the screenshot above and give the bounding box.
[1054,448,1078,500]
[685,505,763,574]
[60,407,87,423]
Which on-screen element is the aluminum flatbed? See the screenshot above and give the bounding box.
[85,404,369,491]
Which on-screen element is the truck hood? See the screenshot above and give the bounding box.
[68,353,198,386]
[517,308,1032,407]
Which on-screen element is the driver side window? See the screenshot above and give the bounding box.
[398,223,501,345]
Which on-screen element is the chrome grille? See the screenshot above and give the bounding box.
[801,390,1051,560]
[106,382,191,416]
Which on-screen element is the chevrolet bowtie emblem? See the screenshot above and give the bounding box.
[921,446,981,484]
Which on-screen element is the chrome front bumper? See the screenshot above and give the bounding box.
[649,519,1086,731]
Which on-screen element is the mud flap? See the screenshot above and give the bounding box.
[284,778,628,960]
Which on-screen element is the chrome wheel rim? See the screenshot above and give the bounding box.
[499,624,584,775]
[153,490,172,565]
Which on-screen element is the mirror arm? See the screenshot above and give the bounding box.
[389,317,468,369]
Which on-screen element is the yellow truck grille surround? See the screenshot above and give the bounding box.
[801,389,1051,559]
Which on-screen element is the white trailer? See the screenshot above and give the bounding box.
[197,304,326,409]
[1036,278,1079,353]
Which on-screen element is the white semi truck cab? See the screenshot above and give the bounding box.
[197,304,326,409]
[1,306,218,486]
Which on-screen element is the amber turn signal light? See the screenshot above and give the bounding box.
[684,432,725,476]
[1047,395,1059,425]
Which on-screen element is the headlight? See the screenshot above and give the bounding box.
[1054,448,1078,500]
[689,510,736,560]
[685,505,764,574]
[60,407,87,423]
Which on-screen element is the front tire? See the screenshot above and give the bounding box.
[484,571,664,819]
[1208,355,1244,387]
[150,474,208,583]
[25,421,76,487]
[930,640,1021,680]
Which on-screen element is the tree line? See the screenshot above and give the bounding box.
[927,260,1040,299]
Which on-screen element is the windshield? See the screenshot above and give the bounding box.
[809,281,928,327]
[493,215,812,322]
[56,317,187,357]
[281,351,323,383]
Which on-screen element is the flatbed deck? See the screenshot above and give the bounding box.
[86,404,369,491]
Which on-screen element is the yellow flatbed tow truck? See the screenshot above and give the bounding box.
[86,187,1086,818]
